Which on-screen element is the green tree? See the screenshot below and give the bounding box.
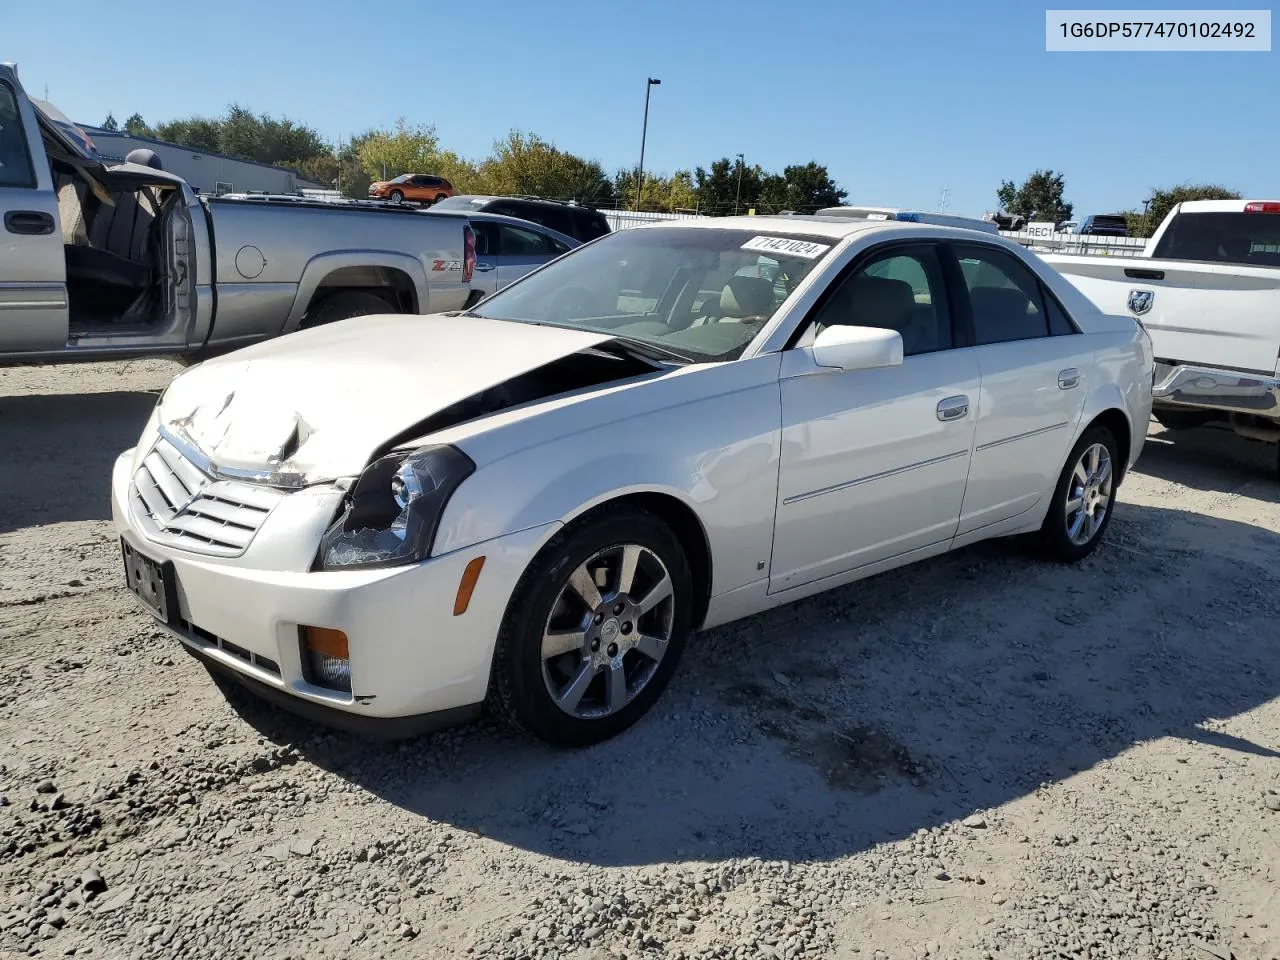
[154,116,222,152]
[996,169,1073,222]
[123,113,152,138]
[480,130,613,203]
[101,113,119,131]
[356,119,444,182]
[694,157,765,215]
[615,169,698,212]
[1127,183,1242,237]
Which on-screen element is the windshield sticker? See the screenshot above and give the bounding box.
[740,236,831,259]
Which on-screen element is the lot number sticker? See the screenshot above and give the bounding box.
[740,236,831,259]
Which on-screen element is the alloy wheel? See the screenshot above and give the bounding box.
[1065,442,1113,545]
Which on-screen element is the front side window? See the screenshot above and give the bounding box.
[470,227,833,362]
[954,245,1049,345]
[0,82,36,188]
[801,245,952,356]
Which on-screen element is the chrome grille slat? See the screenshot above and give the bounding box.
[143,450,190,511]
[128,438,286,557]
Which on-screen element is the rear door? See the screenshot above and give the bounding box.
[469,221,500,296]
[0,66,68,353]
[948,242,1092,536]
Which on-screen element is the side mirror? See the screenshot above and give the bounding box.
[811,325,903,372]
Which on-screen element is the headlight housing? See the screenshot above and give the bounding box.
[318,445,474,570]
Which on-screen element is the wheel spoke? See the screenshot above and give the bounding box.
[1095,493,1110,513]
[1086,445,1099,476]
[1096,458,1113,487]
[634,571,673,615]
[606,661,627,712]
[1065,495,1084,516]
[1084,510,1099,540]
[1073,461,1089,487]
[567,564,602,611]
[616,544,642,598]
[634,633,667,662]
[557,662,596,712]
[542,627,586,659]
[1067,509,1087,542]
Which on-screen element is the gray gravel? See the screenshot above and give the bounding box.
[2,360,1279,960]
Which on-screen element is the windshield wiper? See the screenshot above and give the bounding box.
[603,335,697,365]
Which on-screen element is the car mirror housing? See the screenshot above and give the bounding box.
[810,325,904,372]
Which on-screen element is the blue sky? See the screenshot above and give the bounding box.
[7,0,1276,217]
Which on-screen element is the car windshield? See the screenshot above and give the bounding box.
[469,227,836,362]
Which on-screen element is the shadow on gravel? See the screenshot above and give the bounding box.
[0,391,158,533]
[222,500,1280,868]
[1138,422,1280,496]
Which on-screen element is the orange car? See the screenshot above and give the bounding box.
[367,174,455,205]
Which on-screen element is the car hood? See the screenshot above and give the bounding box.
[156,313,614,485]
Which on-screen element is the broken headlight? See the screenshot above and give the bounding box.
[318,445,475,570]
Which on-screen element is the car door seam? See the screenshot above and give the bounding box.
[974,420,1070,452]
[782,450,970,505]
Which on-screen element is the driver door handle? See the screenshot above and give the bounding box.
[937,395,969,421]
[1058,367,1080,390]
[5,210,55,236]
[475,262,496,273]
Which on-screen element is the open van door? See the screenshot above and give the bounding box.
[0,63,68,353]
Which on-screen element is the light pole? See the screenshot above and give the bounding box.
[636,77,661,212]
[734,153,744,215]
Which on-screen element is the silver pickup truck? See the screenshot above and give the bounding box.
[0,63,473,364]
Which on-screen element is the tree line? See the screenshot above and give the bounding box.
[99,108,845,215]
[996,168,1241,237]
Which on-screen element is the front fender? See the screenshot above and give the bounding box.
[433,360,784,598]
[282,251,431,333]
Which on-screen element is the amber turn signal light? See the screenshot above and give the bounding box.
[453,556,486,616]
[302,626,349,660]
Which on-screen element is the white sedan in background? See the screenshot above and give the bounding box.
[112,216,1153,746]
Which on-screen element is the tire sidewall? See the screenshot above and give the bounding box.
[1041,425,1119,562]
[494,508,693,747]
[389,190,403,203]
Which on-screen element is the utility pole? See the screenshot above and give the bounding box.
[635,77,661,212]
[734,153,744,215]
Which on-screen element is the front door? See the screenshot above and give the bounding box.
[0,68,68,353]
[948,243,1092,535]
[771,243,979,592]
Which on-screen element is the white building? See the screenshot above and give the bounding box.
[76,125,323,196]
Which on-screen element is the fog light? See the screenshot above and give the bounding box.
[301,627,351,693]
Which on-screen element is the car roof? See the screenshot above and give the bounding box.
[425,209,580,245]
[448,195,604,215]
[631,214,1026,246]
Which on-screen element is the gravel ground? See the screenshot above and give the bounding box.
[1,359,1278,960]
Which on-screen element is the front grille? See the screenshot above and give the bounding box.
[129,437,285,557]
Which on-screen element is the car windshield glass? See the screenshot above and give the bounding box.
[391,174,411,183]
[469,227,835,362]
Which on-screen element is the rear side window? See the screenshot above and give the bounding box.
[498,224,553,256]
[954,245,1050,345]
[1152,212,1280,267]
[0,82,36,188]
[572,211,611,242]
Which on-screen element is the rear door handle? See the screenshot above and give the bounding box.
[937,395,969,421]
[475,262,496,272]
[4,211,55,236]
[1058,367,1081,390]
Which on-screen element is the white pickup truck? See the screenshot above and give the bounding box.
[1043,199,1280,460]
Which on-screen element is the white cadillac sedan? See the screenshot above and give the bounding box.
[111,216,1153,746]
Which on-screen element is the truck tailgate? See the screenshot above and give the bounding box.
[1045,254,1280,375]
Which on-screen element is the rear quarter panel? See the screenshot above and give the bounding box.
[431,355,785,600]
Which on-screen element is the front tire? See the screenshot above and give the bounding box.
[488,506,693,747]
[388,189,404,204]
[1035,425,1120,563]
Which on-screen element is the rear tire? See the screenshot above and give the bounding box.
[434,194,448,205]
[301,290,393,329]
[487,506,693,747]
[1034,425,1120,563]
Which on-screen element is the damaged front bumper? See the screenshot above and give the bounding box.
[111,447,556,736]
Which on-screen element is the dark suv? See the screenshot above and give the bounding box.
[431,195,610,243]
